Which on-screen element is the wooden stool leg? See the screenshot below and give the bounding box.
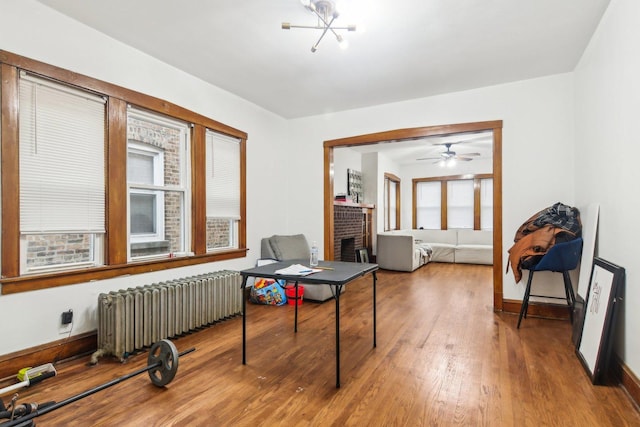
[517,270,535,329]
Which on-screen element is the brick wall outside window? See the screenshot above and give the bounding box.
[206,218,231,249]
[26,234,92,268]
[128,117,183,257]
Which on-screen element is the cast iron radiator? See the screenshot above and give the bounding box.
[92,270,241,362]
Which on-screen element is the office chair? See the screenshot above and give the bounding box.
[517,237,583,329]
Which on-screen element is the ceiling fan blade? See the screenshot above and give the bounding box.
[459,152,481,156]
[416,156,442,161]
[456,156,474,161]
[433,135,491,146]
[433,141,464,147]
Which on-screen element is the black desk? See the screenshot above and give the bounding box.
[239,259,378,388]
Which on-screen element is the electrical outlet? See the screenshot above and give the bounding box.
[59,310,73,334]
[61,310,73,325]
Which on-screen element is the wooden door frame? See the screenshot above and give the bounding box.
[323,120,504,311]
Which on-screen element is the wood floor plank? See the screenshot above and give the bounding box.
[2,263,639,426]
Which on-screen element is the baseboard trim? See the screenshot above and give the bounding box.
[0,331,96,379]
[613,355,640,410]
[503,298,571,320]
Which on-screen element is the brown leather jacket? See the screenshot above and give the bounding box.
[507,225,568,283]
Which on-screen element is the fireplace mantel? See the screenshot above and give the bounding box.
[333,201,375,209]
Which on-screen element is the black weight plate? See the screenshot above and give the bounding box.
[147,339,179,387]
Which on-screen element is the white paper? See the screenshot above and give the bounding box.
[274,264,322,276]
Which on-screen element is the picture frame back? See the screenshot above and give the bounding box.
[575,257,624,384]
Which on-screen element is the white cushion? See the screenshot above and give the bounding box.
[455,245,493,265]
[412,229,457,245]
[456,229,492,245]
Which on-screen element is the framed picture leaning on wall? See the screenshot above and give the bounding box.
[576,257,625,384]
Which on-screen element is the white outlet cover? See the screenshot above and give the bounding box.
[59,323,72,334]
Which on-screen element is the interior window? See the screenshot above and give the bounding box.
[18,72,106,274]
[127,108,190,260]
[384,173,400,231]
[415,181,441,229]
[205,130,241,251]
[481,178,494,230]
[447,180,474,229]
[1,51,248,293]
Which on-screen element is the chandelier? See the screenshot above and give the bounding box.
[282,0,357,52]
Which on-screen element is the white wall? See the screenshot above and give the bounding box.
[333,147,362,197]
[361,153,378,207]
[0,0,288,354]
[574,0,640,376]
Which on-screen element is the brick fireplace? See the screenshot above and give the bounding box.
[334,203,364,262]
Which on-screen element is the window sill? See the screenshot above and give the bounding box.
[0,248,248,295]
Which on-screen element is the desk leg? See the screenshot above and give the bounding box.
[294,281,299,333]
[335,284,343,388]
[241,276,248,365]
[373,271,377,348]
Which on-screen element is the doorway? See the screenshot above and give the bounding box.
[323,120,504,310]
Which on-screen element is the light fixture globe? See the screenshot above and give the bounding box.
[284,0,357,52]
[305,0,335,16]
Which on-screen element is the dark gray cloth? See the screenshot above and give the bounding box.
[514,202,582,242]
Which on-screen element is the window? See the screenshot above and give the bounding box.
[127,108,190,260]
[1,51,247,294]
[412,174,493,230]
[205,130,241,251]
[447,180,474,229]
[384,173,400,231]
[18,72,106,274]
[415,181,441,229]
[128,144,165,241]
[481,178,493,230]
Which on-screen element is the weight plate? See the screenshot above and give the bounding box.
[147,339,179,387]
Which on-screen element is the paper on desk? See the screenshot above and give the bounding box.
[274,264,322,275]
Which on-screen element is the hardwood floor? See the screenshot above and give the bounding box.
[3,263,639,426]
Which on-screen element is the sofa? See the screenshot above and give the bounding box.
[260,234,339,302]
[376,229,493,272]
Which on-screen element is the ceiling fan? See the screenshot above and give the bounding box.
[417,142,481,164]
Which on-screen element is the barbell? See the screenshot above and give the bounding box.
[0,339,194,427]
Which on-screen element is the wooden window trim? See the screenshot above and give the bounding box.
[0,50,248,295]
[474,178,482,230]
[383,173,401,231]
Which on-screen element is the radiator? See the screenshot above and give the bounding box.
[93,270,241,361]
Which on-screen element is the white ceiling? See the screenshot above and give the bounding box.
[36,0,610,119]
[346,130,494,165]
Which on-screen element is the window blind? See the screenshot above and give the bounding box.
[388,180,397,230]
[416,181,441,229]
[481,178,494,230]
[205,130,241,219]
[447,180,474,229]
[19,73,106,233]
